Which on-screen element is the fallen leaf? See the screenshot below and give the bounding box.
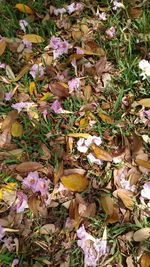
[50,82,69,98]
[92,144,112,161]
[23,34,44,43]
[100,195,114,215]
[15,3,34,14]
[140,252,150,267]
[15,64,30,81]
[61,174,89,192]
[106,207,120,224]
[6,65,15,80]
[2,110,18,131]
[137,98,150,108]
[98,112,114,124]
[135,159,150,169]
[0,149,23,160]
[40,92,52,101]
[28,195,39,217]
[54,161,64,185]
[128,7,142,18]
[39,224,56,234]
[114,189,134,210]
[95,57,107,76]
[64,168,86,176]
[126,256,135,267]
[133,228,150,242]
[16,162,43,172]
[29,81,36,95]
[67,133,90,139]
[0,39,7,56]
[11,121,23,137]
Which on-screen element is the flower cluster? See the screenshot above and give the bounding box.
[30,64,45,79]
[22,171,50,196]
[68,78,80,93]
[11,101,36,113]
[140,182,150,207]
[77,225,107,267]
[53,2,83,16]
[19,19,28,33]
[50,36,70,59]
[139,59,150,80]
[112,0,125,10]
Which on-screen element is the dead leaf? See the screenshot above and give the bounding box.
[80,24,89,34]
[135,159,150,169]
[23,34,44,43]
[11,121,23,137]
[28,195,39,217]
[39,224,56,234]
[61,174,89,192]
[54,161,64,185]
[16,162,43,172]
[15,64,30,82]
[50,82,69,98]
[0,39,7,56]
[133,228,150,242]
[92,144,112,161]
[15,3,34,14]
[64,168,86,176]
[98,112,114,124]
[29,81,36,95]
[140,252,150,267]
[2,110,18,131]
[100,195,114,215]
[95,57,107,76]
[137,98,150,108]
[67,133,90,139]
[72,30,82,40]
[131,133,143,155]
[128,7,142,18]
[114,189,134,210]
[126,256,135,267]
[6,65,15,80]
[106,206,120,224]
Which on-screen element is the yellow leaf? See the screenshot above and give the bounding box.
[0,39,7,56]
[92,144,112,161]
[98,112,114,124]
[137,98,150,108]
[135,159,150,169]
[61,173,89,192]
[40,92,52,101]
[80,47,105,57]
[80,118,88,128]
[0,189,2,201]
[23,34,44,43]
[100,195,114,215]
[117,189,134,210]
[11,121,23,137]
[140,252,150,267]
[29,81,36,95]
[15,64,30,82]
[15,3,34,14]
[67,133,90,139]
[5,182,17,192]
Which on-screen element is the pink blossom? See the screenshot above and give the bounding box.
[5,90,13,101]
[19,19,28,33]
[22,38,32,48]
[112,0,125,10]
[50,36,61,50]
[76,3,84,11]
[106,26,115,38]
[51,100,63,114]
[67,3,83,14]
[35,178,50,196]
[68,78,80,93]
[30,64,45,79]
[96,11,107,21]
[87,153,102,166]
[12,258,19,266]
[77,225,107,267]
[11,102,35,113]
[0,225,5,240]
[75,46,84,54]
[50,36,69,59]
[22,171,39,192]
[41,109,48,119]
[54,8,66,16]
[139,108,150,123]
[141,182,150,200]
[14,191,28,213]
[0,62,6,69]
[3,237,15,252]
[77,136,102,153]
[77,138,89,153]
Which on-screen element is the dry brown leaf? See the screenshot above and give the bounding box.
[131,133,143,155]
[100,195,114,215]
[50,82,69,98]
[64,168,86,176]
[98,112,114,124]
[95,57,107,76]
[72,30,82,40]
[54,161,64,185]
[126,256,135,267]
[0,39,7,56]
[128,7,142,18]
[106,207,120,224]
[92,144,112,161]
[28,195,39,217]
[114,189,134,210]
[15,64,31,81]
[67,133,90,139]
[137,98,150,108]
[80,24,89,34]
[6,65,15,80]
[39,224,56,234]
[135,159,150,169]
[133,228,150,242]
[140,252,150,267]
[2,110,18,131]
[16,162,43,172]
[61,174,89,192]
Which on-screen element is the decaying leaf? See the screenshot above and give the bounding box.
[15,3,34,14]
[23,34,44,43]
[126,255,135,267]
[67,133,90,139]
[6,65,15,80]
[100,195,114,215]
[15,64,30,82]
[98,112,114,124]
[137,98,150,108]
[11,121,23,137]
[135,159,150,169]
[128,7,142,18]
[92,144,112,161]
[133,228,150,242]
[16,162,43,172]
[39,224,56,234]
[140,252,150,267]
[50,82,69,98]
[95,57,107,76]
[61,173,89,192]
[2,110,18,131]
[54,161,64,185]
[28,195,39,217]
[0,39,7,56]
[114,189,134,210]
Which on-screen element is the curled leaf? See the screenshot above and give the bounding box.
[98,112,114,124]
[61,173,89,192]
